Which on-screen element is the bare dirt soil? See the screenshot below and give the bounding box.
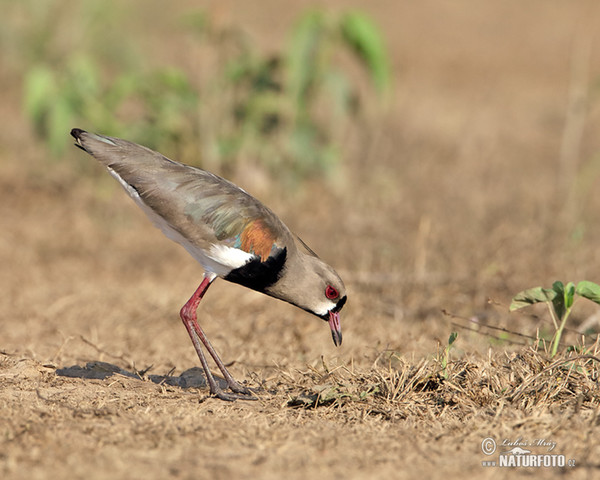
[2,1,600,479]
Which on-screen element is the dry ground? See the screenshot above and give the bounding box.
[2,1,600,479]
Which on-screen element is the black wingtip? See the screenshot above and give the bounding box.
[71,128,89,152]
[70,128,86,140]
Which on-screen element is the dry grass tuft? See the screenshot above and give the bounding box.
[277,345,600,421]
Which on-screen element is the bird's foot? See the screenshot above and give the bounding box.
[226,379,255,396]
[211,385,257,402]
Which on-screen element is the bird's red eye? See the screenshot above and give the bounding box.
[325,285,339,300]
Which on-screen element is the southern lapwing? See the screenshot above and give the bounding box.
[70,129,347,401]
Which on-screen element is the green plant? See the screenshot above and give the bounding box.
[183,7,391,180]
[15,0,194,158]
[23,57,198,157]
[18,4,391,182]
[439,332,458,379]
[283,9,390,177]
[510,280,600,357]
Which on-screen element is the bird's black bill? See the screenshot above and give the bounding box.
[328,310,342,346]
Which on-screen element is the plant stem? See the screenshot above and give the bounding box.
[546,302,559,330]
[551,306,572,357]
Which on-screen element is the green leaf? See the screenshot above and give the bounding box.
[322,70,354,118]
[68,55,101,99]
[48,93,74,156]
[448,332,458,346]
[576,280,600,305]
[339,11,391,94]
[564,281,576,310]
[288,10,327,107]
[551,281,566,319]
[23,65,56,131]
[510,286,556,311]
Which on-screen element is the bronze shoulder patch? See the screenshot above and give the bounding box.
[239,219,277,261]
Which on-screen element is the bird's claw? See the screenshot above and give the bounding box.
[211,386,257,402]
[227,380,255,396]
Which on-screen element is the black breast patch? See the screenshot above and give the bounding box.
[224,247,287,292]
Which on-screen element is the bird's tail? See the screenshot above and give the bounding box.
[70,128,171,172]
[71,128,118,154]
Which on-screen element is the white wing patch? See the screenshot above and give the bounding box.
[207,244,255,269]
[106,166,255,277]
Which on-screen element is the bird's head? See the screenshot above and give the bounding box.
[266,252,347,346]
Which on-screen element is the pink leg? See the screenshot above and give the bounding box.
[180,273,255,401]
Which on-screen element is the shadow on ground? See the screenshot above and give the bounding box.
[55,361,228,389]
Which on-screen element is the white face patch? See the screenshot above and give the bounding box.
[311,301,335,317]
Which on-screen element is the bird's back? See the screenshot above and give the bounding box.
[72,129,295,275]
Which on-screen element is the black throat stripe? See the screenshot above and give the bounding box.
[224,247,287,292]
[333,295,347,313]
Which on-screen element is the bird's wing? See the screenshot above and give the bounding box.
[73,130,293,272]
[170,168,291,261]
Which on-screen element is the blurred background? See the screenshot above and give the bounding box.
[2,0,600,368]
